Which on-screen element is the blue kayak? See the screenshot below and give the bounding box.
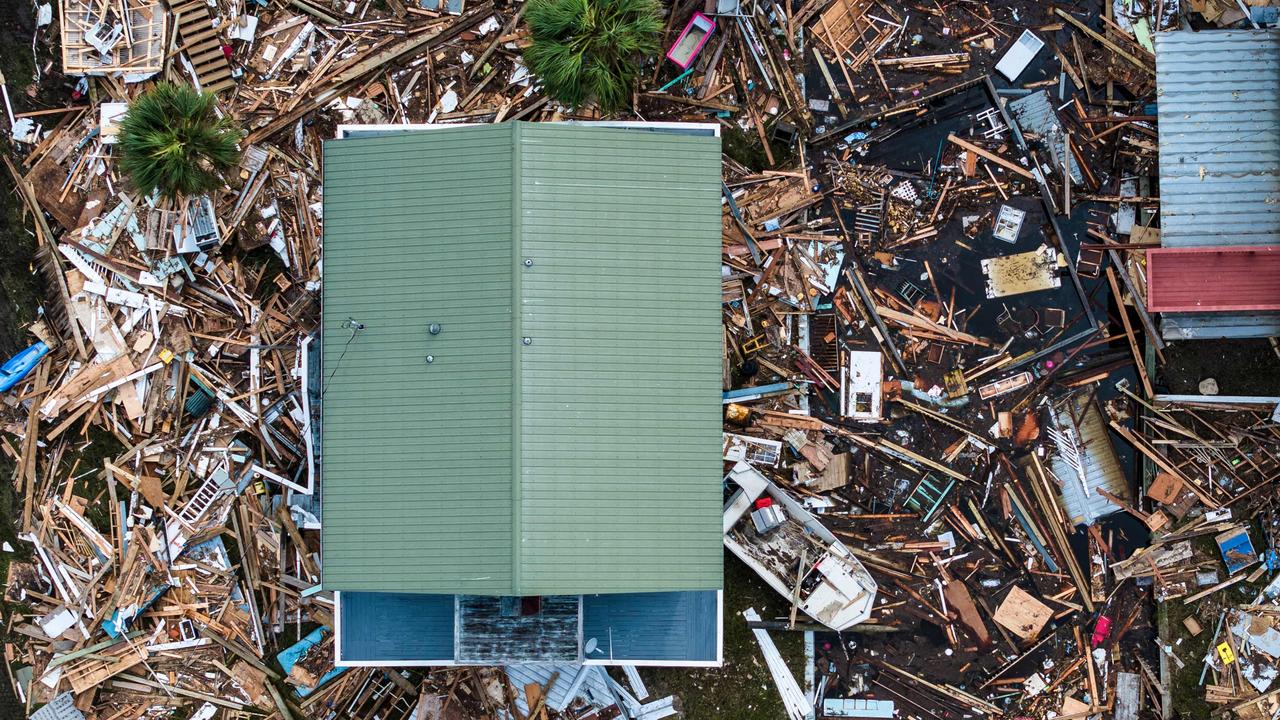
[0,341,50,392]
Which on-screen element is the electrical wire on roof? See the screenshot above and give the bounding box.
[322,318,365,397]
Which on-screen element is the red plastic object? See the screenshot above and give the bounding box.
[1091,615,1112,647]
[754,497,773,509]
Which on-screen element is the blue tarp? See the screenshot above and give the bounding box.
[278,627,346,696]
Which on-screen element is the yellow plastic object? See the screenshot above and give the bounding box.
[1217,642,1235,665]
[158,348,175,364]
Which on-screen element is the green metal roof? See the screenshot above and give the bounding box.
[321,123,724,596]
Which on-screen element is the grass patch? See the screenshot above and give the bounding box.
[1159,531,1269,719]
[0,12,42,712]
[647,551,807,719]
[722,122,797,173]
[68,426,126,533]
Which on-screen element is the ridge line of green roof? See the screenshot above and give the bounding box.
[510,122,524,595]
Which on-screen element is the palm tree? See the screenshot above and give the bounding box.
[523,0,662,113]
[118,83,241,200]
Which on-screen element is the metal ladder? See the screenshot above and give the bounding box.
[853,190,885,244]
[905,473,955,526]
[177,471,228,527]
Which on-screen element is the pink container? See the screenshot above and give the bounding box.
[666,12,716,69]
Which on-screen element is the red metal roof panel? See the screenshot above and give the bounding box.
[1146,245,1280,313]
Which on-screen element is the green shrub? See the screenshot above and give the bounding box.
[118,83,241,199]
[524,0,662,113]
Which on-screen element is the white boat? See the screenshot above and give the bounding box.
[723,462,878,631]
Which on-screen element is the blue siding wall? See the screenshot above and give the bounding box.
[583,591,718,663]
[338,592,455,663]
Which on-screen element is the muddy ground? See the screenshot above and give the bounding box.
[1157,339,1280,397]
[0,0,45,357]
[1,1,51,715]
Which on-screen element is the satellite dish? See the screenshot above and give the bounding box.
[584,637,599,655]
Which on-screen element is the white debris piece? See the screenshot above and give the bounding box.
[11,117,38,143]
[743,608,813,720]
[38,607,78,639]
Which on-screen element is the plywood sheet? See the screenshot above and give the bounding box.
[982,246,1061,299]
[993,585,1052,640]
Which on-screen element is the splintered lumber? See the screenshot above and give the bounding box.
[755,409,826,430]
[838,430,970,485]
[876,53,970,73]
[1108,422,1219,508]
[60,0,166,75]
[878,660,1002,715]
[40,354,136,418]
[1182,572,1249,605]
[245,3,494,143]
[1105,267,1154,398]
[1054,8,1154,74]
[943,581,991,647]
[945,135,1034,179]
[63,640,148,693]
[876,306,996,348]
[3,157,87,357]
[115,673,249,710]
[1025,455,1095,612]
[810,0,897,74]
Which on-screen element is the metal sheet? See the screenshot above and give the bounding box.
[582,590,719,663]
[322,124,725,595]
[1155,30,1280,248]
[1049,392,1127,526]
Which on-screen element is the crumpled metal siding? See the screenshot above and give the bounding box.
[1049,393,1127,526]
[505,663,619,715]
[1008,90,1083,185]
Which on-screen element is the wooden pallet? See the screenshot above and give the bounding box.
[64,641,148,693]
[171,0,236,94]
[810,0,898,75]
[60,0,166,75]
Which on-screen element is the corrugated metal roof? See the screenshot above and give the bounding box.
[1155,30,1280,248]
[1147,246,1280,311]
[1049,392,1127,526]
[1161,311,1280,339]
[322,124,723,596]
[516,126,724,595]
[322,125,516,595]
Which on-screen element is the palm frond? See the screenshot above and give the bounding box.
[523,0,661,113]
[118,83,242,199]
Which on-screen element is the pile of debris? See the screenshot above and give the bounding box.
[1,0,1278,718]
[715,1,1280,719]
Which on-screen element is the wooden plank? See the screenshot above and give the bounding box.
[946,134,1035,179]
[1105,267,1154,398]
[1055,9,1154,74]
